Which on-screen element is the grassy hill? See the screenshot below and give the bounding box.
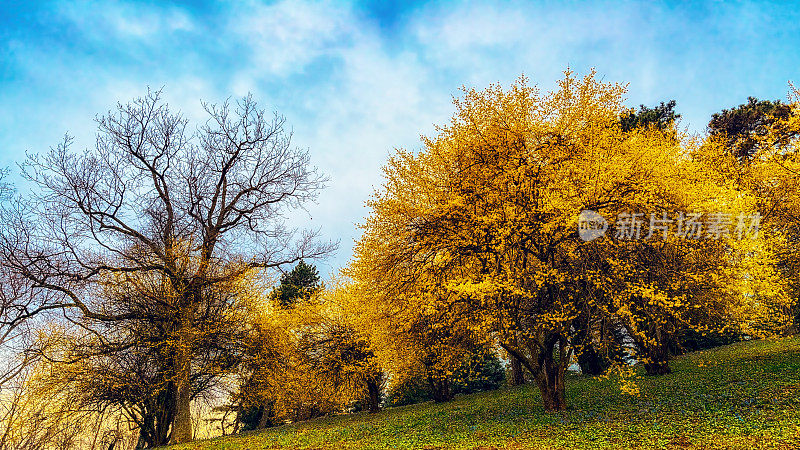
[166,337,800,449]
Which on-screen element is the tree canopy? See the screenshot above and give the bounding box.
[348,71,791,411]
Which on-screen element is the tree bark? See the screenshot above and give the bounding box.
[533,372,566,411]
[643,341,672,375]
[256,405,271,429]
[366,377,381,413]
[170,350,192,443]
[509,354,525,385]
[576,343,605,376]
[642,326,672,376]
[572,312,610,376]
[427,375,452,403]
[170,308,194,444]
[533,342,567,411]
[502,335,569,412]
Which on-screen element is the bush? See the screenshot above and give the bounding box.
[385,350,506,407]
[672,328,742,354]
[238,402,278,431]
[451,350,506,395]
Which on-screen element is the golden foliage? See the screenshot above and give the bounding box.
[348,70,794,409]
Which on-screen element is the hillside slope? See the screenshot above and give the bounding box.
[166,337,800,449]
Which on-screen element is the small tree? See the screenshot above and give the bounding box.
[620,100,680,133]
[705,93,800,332]
[271,260,322,307]
[708,97,796,161]
[236,278,385,430]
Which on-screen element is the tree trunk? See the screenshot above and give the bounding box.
[427,375,452,403]
[135,431,147,450]
[170,308,194,444]
[231,407,241,435]
[643,342,672,375]
[643,327,672,376]
[576,343,605,376]
[572,312,609,376]
[532,342,567,411]
[504,336,568,412]
[154,383,176,447]
[366,377,381,413]
[170,349,192,443]
[644,360,672,375]
[256,405,271,429]
[509,354,525,385]
[534,372,566,411]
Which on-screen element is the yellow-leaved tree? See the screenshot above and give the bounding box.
[700,90,800,330]
[235,274,384,430]
[350,70,791,411]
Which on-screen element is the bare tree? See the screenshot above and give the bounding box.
[0,174,59,389]
[0,272,38,388]
[0,89,334,445]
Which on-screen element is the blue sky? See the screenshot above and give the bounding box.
[1,0,799,275]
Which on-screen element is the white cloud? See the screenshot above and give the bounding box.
[4,0,799,275]
[229,0,355,84]
[216,0,705,273]
[224,1,455,274]
[56,1,194,41]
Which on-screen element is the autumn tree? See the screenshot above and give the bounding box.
[0,89,332,444]
[37,270,255,448]
[345,250,492,404]
[704,92,800,330]
[294,286,385,413]
[573,114,789,376]
[235,277,384,430]
[350,71,788,411]
[351,71,638,410]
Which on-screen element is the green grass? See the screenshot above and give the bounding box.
[166,337,800,449]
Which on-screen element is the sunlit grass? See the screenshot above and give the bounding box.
[165,336,800,449]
